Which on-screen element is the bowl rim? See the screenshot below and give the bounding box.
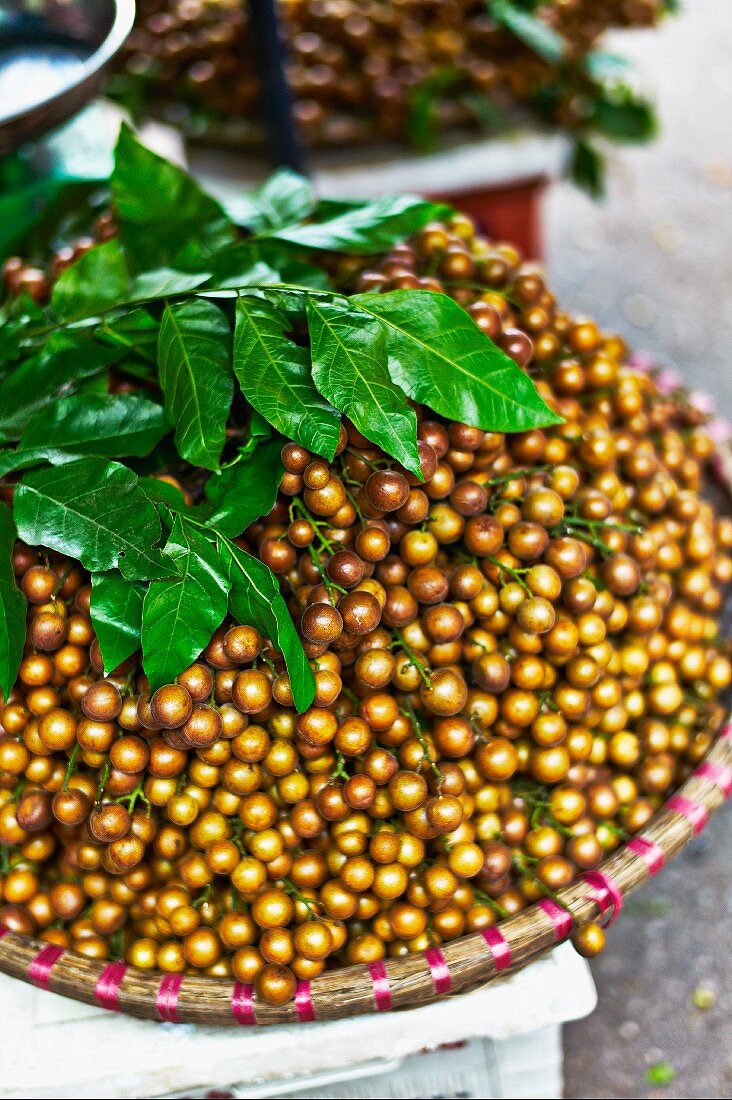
[0,0,136,128]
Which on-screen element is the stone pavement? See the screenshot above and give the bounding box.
[564,803,732,1100]
[547,3,732,1096]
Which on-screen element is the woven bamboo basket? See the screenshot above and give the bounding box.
[1,448,730,1027]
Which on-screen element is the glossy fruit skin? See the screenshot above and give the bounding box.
[573,921,606,957]
[2,207,729,1009]
[150,685,193,729]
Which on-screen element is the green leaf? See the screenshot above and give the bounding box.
[306,298,421,476]
[0,341,120,443]
[645,1062,676,1087]
[0,177,101,257]
[488,0,567,65]
[158,299,234,471]
[201,241,330,293]
[406,67,463,151]
[0,502,26,700]
[90,572,146,675]
[244,411,273,451]
[352,290,562,433]
[14,457,172,581]
[460,91,509,134]
[265,194,450,254]
[584,52,633,82]
[138,476,194,514]
[266,249,331,290]
[111,124,236,270]
[98,308,159,363]
[591,87,657,142]
[129,268,211,301]
[233,297,341,459]
[218,536,314,712]
[141,515,230,691]
[47,252,209,327]
[0,447,72,480]
[78,374,111,397]
[571,138,605,199]
[127,438,180,477]
[20,394,169,458]
[0,315,34,376]
[230,169,316,232]
[51,240,129,320]
[201,244,282,292]
[201,436,284,537]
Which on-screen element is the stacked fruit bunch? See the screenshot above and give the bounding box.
[114,0,669,187]
[0,132,728,1007]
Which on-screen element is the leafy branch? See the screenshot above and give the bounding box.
[0,125,562,713]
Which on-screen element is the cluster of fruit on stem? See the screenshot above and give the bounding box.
[116,0,665,150]
[0,212,730,1002]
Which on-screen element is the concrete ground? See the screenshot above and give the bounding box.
[563,803,732,1100]
[545,0,732,409]
[546,3,732,1097]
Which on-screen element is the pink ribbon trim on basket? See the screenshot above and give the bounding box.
[95,960,127,1011]
[425,946,452,994]
[294,980,316,1022]
[0,928,7,942]
[231,981,256,1025]
[627,835,665,874]
[28,944,65,989]
[368,960,392,1012]
[582,870,623,927]
[718,723,732,741]
[156,973,183,1023]
[695,761,732,797]
[480,926,512,971]
[538,898,573,941]
[667,794,709,835]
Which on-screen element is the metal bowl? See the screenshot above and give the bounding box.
[0,0,136,154]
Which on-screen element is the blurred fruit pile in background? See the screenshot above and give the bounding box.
[113,0,674,190]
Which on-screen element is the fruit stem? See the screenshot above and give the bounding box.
[485,465,551,486]
[486,556,530,593]
[290,497,348,598]
[402,698,443,790]
[109,929,125,959]
[392,628,432,687]
[554,523,614,557]
[52,562,73,599]
[601,819,630,841]
[341,686,360,707]
[96,759,111,802]
[62,743,80,790]
[342,483,365,521]
[116,778,150,814]
[331,750,350,781]
[473,888,509,921]
[283,878,320,920]
[192,884,212,910]
[260,653,277,676]
[121,666,137,697]
[562,514,644,535]
[290,498,337,555]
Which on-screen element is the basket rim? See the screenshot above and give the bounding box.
[1,449,731,1026]
[0,725,729,1025]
